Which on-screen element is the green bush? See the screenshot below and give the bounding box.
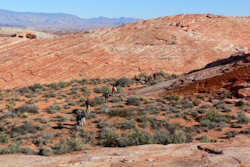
[167,95,179,101]
[127,96,141,106]
[154,129,189,145]
[111,97,122,103]
[28,83,43,92]
[94,86,111,94]
[0,142,21,154]
[91,97,104,106]
[99,128,119,147]
[20,147,37,155]
[192,99,202,106]
[15,104,39,114]
[117,121,136,130]
[0,133,9,144]
[237,113,249,123]
[12,121,39,135]
[46,104,61,114]
[116,77,132,87]
[235,100,245,107]
[39,147,53,156]
[108,108,134,118]
[118,129,154,147]
[53,137,86,155]
[202,110,225,122]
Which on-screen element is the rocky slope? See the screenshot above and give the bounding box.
[134,53,250,97]
[0,135,249,167]
[0,14,250,89]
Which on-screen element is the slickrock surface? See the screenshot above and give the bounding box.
[0,135,249,167]
[0,14,250,89]
[135,53,250,96]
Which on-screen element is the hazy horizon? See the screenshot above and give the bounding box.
[1,0,250,19]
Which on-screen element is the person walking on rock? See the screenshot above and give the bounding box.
[104,91,109,104]
[76,110,87,127]
[85,97,91,113]
[112,85,117,95]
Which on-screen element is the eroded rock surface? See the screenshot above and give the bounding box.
[0,14,250,89]
[0,136,249,167]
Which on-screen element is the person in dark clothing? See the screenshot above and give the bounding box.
[153,73,158,80]
[104,91,109,104]
[76,110,87,127]
[85,97,91,113]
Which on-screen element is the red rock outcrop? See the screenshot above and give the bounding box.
[134,53,250,97]
[0,14,250,89]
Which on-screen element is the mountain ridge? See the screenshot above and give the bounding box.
[0,9,141,31]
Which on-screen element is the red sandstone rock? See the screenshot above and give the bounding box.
[0,14,250,89]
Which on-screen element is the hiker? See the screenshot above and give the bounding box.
[148,75,153,82]
[76,110,87,127]
[104,91,109,104]
[153,73,158,80]
[112,85,117,95]
[85,97,91,113]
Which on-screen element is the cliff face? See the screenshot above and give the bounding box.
[0,14,250,89]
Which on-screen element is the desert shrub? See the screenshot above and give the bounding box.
[12,121,39,135]
[87,113,97,119]
[111,97,122,103]
[154,129,190,145]
[116,77,132,87]
[167,95,179,101]
[145,105,160,114]
[0,142,22,154]
[97,121,112,129]
[39,147,53,156]
[33,133,54,147]
[72,130,94,144]
[165,106,179,114]
[53,137,86,155]
[54,115,68,122]
[127,96,141,106]
[199,104,211,109]
[18,87,31,94]
[0,133,9,144]
[80,87,91,96]
[88,78,103,85]
[237,113,249,123]
[46,104,61,114]
[34,117,48,124]
[118,129,154,147]
[202,110,225,122]
[15,104,39,114]
[47,82,67,90]
[28,83,44,92]
[91,96,104,107]
[108,108,134,118]
[192,99,202,106]
[225,131,238,139]
[94,86,111,94]
[117,121,136,130]
[99,104,110,113]
[199,136,209,143]
[20,147,37,155]
[180,100,194,109]
[99,127,119,147]
[235,100,245,107]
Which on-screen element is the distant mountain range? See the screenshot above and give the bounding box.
[0,9,141,31]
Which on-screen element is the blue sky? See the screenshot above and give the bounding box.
[1,0,250,19]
